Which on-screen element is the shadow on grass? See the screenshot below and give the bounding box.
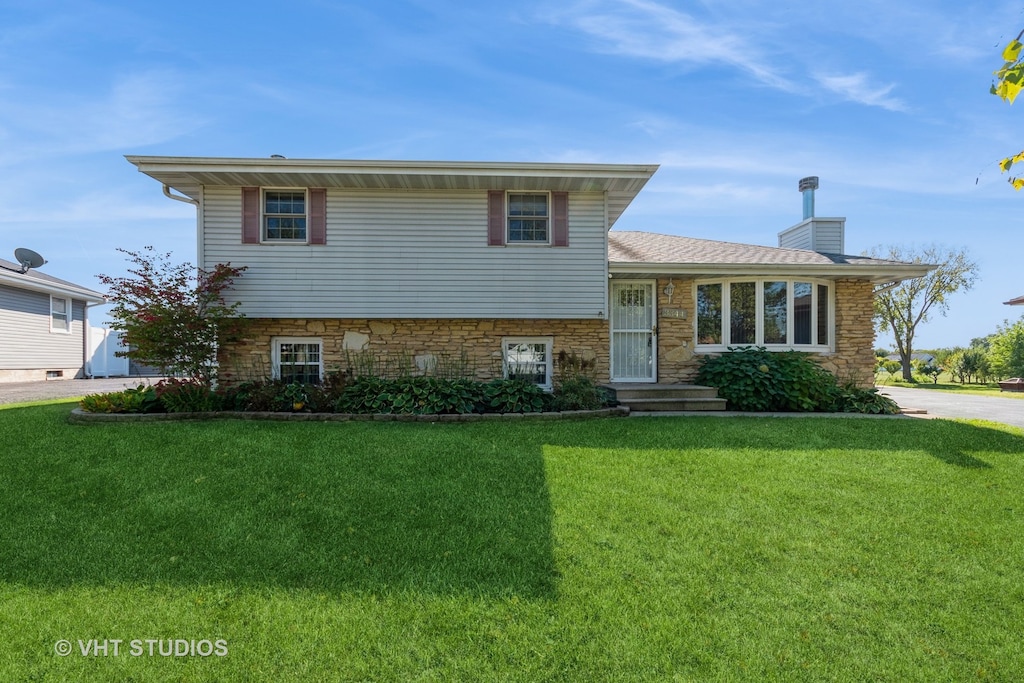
[0,406,557,598]
[2,406,1021,598]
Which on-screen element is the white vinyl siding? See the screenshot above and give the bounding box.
[202,188,609,319]
[0,285,85,370]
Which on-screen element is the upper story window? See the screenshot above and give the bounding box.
[51,296,70,333]
[264,190,307,241]
[507,193,549,243]
[696,279,831,351]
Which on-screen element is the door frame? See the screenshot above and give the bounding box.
[609,279,658,382]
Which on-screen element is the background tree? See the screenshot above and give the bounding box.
[989,318,1024,379]
[867,245,979,382]
[992,29,1024,189]
[98,247,248,385]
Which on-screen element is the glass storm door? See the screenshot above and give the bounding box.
[610,281,656,382]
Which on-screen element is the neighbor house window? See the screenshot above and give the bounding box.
[272,338,322,383]
[507,193,549,243]
[695,279,832,350]
[51,296,70,333]
[264,190,307,241]
[502,337,553,390]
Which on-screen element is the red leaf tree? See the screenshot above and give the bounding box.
[98,247,249,385]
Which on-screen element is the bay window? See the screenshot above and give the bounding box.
[695,279,832,350]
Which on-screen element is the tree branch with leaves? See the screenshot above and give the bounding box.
[867,245,979,381]
[98,247,249,385]
[992,29,1024,189]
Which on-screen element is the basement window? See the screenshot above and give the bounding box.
[502,337,553,390]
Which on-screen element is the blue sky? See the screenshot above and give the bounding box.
[2,0,1022,349]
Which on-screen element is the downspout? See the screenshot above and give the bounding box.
[163,184,198,206]
[162,184,203,271]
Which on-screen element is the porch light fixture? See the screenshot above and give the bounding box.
[663,278,676,302]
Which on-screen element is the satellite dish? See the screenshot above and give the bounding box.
[14,247,46,273]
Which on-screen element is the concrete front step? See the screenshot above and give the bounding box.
[622,397,728,412]
[605,383,727,411]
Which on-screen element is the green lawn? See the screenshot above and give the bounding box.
[2,403,1023,681]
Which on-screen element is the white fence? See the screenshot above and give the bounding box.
[87,327,129,378]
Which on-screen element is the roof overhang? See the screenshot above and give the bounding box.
[609,261,933,284]
[0,269,105,303]
[126,156,659,226]
[1004,295,1024,306]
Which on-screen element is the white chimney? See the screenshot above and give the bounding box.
[778,177,846,254]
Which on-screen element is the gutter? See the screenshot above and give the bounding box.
[608,262,932,285]
[163,184,198,206]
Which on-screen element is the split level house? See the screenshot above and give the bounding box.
[127,156,931,392]
[0,258,106,382]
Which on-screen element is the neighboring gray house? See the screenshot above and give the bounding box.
[0,258,105,382]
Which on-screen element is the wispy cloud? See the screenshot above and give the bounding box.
[815,73,908,112]
[551,0,920,111]
[555,0,798,92]
[0,70,203,164]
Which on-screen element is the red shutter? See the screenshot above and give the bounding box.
[309,188,326,245]
[242,187,260,244]
[551,191,568,247]
[487,190,505,246]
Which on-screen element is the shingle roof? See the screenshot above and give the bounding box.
[607,231,932,283]
[609,231,901,266]
[0,258,105,302]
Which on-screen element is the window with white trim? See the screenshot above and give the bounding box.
[507,192,549,243]
[695,279,832,350]
[264,190,307,241]
[502,337,553,390]
[272,337,323,383]
[51,296,70,333]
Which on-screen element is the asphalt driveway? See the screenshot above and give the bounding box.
[0,377,162,406]
[878,385,1024,430]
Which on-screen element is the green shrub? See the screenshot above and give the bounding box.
[829,385,901,414]
[551,375,608,411]
[334,377,485,415]
[79,385,160,414]
[334,377,395,414]
[481,379,547,414]
[155,379,221,413]
[303,371,349,412]
[697,347,840,412]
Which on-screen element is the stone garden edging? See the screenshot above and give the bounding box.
[68,406,630,424]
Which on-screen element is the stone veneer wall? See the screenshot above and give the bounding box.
[654,277,700,383]
[816,278,877,388]
[221,318,609,384]
[220,278,877,388]
[653,276,877,388]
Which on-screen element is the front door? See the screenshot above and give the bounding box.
[610,281,656,382]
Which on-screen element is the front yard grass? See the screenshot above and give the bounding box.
[1,403,1022,681]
